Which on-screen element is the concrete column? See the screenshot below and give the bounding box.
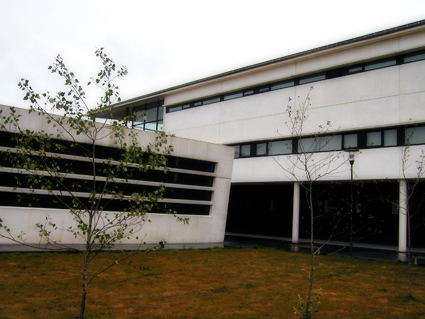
[292,182,300,244]
[399,179,408,253]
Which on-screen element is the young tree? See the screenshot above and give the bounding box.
[399,128,425,297]
[273,88,348,318]
[0,49,182,319]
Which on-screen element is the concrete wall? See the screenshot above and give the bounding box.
[164,60,425,144]
[0,106,234,246]
[160,29,425,186]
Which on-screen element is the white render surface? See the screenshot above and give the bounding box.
[230,146,424,183]
[164,60,425,145]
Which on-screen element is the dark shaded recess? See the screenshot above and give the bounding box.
[0,130,215,173]
[0,191,210,215]
[298,182,399,246]
[406,182,425,249]
[225,181,425,248]
[0,153,214,187]
[0,172,212,201]
[225,184,293,237]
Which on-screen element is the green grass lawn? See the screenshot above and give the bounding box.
[0,247,424,318]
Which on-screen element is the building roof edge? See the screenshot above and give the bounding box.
[111,19,425,108]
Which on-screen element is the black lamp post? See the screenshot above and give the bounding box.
[348,151,355,257]
[345,149,360,257]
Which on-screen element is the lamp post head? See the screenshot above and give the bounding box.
[349,152,355,165]
[345,149,358,166]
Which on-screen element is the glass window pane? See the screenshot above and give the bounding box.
[256,143,267,155]
[299,74,326,85]
[405,126,425,145]
[182,104,191,109]
[157,106,164,120]
[244,90,254,96]
[299,135,341,152]
[145,107,158,122]
[203,97,220,105]
[134,109,146,122]
[268,140,292,155]
[404,53,425,63]
[233,145,240,158]
[320,135,342,151]
[194,101,202,107]
[348,66,363,73]
[384,129,397,146]
[298,137,316,153]
[364,60,396,71]
[271,81,294,90]
[157,121,163,131]
[259,87,270,92]
[132,123,144,130]
[367,132,382,146]
[144,122,157,131]
[168,105,182,112]
[241,145,251,157]
[344,134,358,148]
[223,92,243,101]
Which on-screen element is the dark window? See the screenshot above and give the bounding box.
[271,81,294,90]
[404,52,425,63]
[133,101,164,131]
[343,134,358,149]
[405,126,425,145]
[348,66,363,74]
[203,97,220,105]
[364,59,396,71]
[367,131,382,146]
[256,143,267,156]
[233,145,240,158]
[240,144,251,157]
[299,74,326,85]
[268,140,292,155]
[383,129,397,146]
[224,92,243,101]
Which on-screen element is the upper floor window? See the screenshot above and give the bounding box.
[405,126,425,145]
[133,101,164,131]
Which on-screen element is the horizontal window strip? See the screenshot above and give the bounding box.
[230,124,425,158]
[166,50,425,113]
[0,188,212,215]
[0,167,214,190]
[0,146,217,178]
[0,186,213,205]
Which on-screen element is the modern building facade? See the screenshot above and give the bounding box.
[97,20,425,252]
[0,105,234,247]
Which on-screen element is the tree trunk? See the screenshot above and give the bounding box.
[80,251,89,319]
[305,185,315,319]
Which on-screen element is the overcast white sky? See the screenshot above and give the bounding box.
[1,0,424,109]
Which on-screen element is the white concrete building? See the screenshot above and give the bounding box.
[98,20,425,252]
[0,105,234,248]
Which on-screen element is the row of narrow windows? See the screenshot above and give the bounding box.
[0,131,216,215]
[231,125,425,158]
[166,50,425,113]
[132,100,164,132]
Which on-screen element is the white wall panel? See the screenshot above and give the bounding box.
[400,60,425,94]
[399,91,425,124]
[230,147,420,183]
[295,38,400,75]
[399,29,425,52]
[164,103,221,132]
